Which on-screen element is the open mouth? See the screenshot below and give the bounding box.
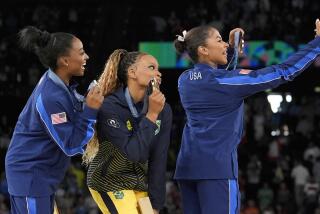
[81,63,86,70]
[223,50,227,56]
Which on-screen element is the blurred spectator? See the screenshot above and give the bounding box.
[268,138,280,161]
[257,182,274,211]
[291,160,310,210]
[243,199,260,214]
[165,180,182,214]
[246,155,262,200]
[0,193,9,214]
[276,182,291,207]
[313,157,320,183]
[303,176,319,214]
[295,115,314,138]
[303,141,320,164]
[0,173,8,198]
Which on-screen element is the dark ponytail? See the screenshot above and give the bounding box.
[18,26,75,70]
[174,25,216,63]
[173,39,187,55]
[18,26,51,51]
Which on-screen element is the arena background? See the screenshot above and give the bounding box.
[1,0,320,213]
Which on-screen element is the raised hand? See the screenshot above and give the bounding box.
[85,85,104,110]
[146,89,165,123]
[229,28,245,54]
[315,19,320,37]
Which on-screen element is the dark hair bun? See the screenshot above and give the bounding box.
[173,38,187,54]
[18,26,52,52]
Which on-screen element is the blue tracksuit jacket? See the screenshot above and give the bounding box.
[175,36,320,180]
[5,69,97,196]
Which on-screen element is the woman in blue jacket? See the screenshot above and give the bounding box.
[173,19,320,214]
[5,26,104,214]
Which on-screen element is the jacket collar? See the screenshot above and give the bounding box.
[47,69,83,102]
[111,87,147,115]
[47,69,78,91]
[110,87,129,107]
[194,63,217,70]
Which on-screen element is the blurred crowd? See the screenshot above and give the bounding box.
[1,0,320,213]
[128,0,318,45]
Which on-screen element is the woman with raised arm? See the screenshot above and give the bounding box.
[174,19,320,214]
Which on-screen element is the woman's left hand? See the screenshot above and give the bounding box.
[229,28,245,53]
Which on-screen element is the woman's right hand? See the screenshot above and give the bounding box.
[86,85,104,109]
[315,18,320,37]
[146,89,165,123]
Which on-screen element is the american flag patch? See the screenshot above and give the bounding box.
[51,112,67,125]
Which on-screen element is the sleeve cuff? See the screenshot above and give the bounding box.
[309,36,320,48]
[141,116,158,130]
[82,105,98,119]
